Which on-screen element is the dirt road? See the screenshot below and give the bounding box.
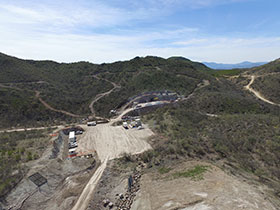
[0,83,23,91]
[35,91,82,118]
[182,79,210,102]
[0,125,64,133]
[0,82,83,118]
[71,159,108,210]
[89,75,121,116]
[89,88,117,116]
[244,76,280,106]
[0,81,48,91]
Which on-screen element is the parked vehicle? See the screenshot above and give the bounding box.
[69,148,77,157]
[121,116,128,120]
[123,122,129,129]
[87,121,97,126]
[69,142,78,148]
[76,130,83,135]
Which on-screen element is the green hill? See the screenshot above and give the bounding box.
[0,53,211,128]
[250,58,280,75]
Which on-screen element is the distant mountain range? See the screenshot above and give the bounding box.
[203,61,267,69]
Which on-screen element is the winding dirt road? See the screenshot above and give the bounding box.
[89,75,121,116]
[35,91,82,118]
[0,82,83,118]
[244,76,280,106]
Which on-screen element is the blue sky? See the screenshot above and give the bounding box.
[0,0,279,63]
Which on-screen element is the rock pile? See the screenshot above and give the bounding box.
[102,199,114,209]
[115,171,142,210]
[49,132,63,159]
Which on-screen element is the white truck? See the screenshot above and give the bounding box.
[123,122,129,129]
[87,121,97,126]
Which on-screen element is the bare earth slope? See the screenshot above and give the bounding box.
[131,161,277,210]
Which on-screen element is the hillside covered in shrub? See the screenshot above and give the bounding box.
[0,53,212,128]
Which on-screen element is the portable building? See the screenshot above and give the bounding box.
[69,131,75,139]
[69,131,76,143]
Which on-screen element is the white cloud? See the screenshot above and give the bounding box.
[0,3,131,30]
[0,0,249,34]
[126,0,249,9]
[0,0,177,33]
[172,39,208,46]
[0,0,277,64]
[1,24,279,64]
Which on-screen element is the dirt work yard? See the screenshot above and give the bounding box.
[76,124,153,161]
[131,161,279,210]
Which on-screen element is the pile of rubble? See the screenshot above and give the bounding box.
[101,171,142,210]
[115,172,141,210]
[102,199,114,209]
[49,132,63,159]
[101,162,146,210]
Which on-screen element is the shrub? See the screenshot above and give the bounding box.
[173,165,210,181]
